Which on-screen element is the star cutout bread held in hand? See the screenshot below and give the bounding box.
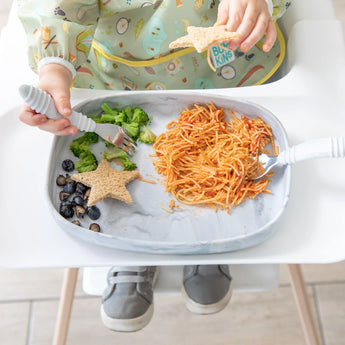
[169,25,241,53]
[71,158,139,206]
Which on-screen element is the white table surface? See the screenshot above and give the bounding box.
[1,1,345,269]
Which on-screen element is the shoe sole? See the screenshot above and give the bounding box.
[101,267,159,332]
[181,281,233,315]
[101,303,154,332]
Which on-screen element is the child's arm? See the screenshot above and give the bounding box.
[216,0,283,53]
[19,64,77,136]
[17,0,99,135]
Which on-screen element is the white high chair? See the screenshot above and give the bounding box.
[52,1,341,344]
[1,1,344,345]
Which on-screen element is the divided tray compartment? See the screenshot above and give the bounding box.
[47,91,291,254]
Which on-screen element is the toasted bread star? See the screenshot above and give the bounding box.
[169,25,241,53]
[71,158,139,206]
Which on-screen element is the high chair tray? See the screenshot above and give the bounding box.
[46,91,291,254]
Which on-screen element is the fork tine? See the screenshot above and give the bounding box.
[117,128,137,156]
[123,143,135,156]
[123,132,136,146]
[123,138,137,156]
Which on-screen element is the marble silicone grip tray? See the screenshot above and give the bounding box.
[46,91,291,254]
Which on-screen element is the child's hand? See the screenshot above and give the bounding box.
[216,0,276,53]
[19,63,77,136]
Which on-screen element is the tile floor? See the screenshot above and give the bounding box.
[1,1,345,344]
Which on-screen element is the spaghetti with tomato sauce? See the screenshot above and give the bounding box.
[152,102,277,214]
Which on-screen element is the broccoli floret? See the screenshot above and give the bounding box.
[101,103,118,116]
[100,113,117,123]
[70,133,98,158]
[92,116,104,123]
[103,145,136,171]
[98,112,128,125]
[70,142,90,157]
[69,132,99,171]
[103,146,128,161]
[71,132,99,146]
[114,112,128,125]
[131,107,149,126]
[122,122,140,140]
[119,156,137,171]
[104,140,113,148]
[122,106,133,122]
[139,126,156,144]
[75,152,98,172]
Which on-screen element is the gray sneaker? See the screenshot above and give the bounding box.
[101,266,158,332]
[182,265,232,314]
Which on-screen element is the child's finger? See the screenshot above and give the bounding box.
[226,4,245,32]
[216,0,229,25]
[37,117,75,135]
[240,14,270,52]
[19,104,48,127]
[51,90,72,117]
[49,126,78,136]
[235,5,260,49]
[225,4,247,50]
[262,20,277,52]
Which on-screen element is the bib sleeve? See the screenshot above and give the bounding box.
[18,0,100,75]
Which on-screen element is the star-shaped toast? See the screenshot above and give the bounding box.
[169,25,241,53]
[71,158,139,206]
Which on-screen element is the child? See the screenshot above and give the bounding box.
[18,0,291,332]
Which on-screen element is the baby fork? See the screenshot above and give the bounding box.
[19,84,137,155]
[252,137,345,180]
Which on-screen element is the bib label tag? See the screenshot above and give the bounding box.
[210,43,235,69]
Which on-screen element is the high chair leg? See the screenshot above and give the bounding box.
[287,264,322,345]
[52,268,79,345]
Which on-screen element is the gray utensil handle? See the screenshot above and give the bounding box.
[19,84,96,132]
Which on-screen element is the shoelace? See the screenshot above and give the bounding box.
[108,266,147,285]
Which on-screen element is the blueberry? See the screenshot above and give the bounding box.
[89,223,101,232]
[59,191,70,201]
[84,188,91,200]
[75,205,86,218]
[56,175,67,186]
[63,181,76,194]
[72,195,84,206]
[76,183,88,195]
[86,205,101,220]
[61,199,73,208]
[62,159,75,172]
[59,203,74,218]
